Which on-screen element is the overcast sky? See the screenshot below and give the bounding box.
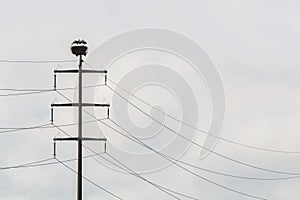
[1,0,300,200]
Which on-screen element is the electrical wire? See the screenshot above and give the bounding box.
[93,151,197,200]
[51,107,198,200]
[53,94,265,200]
[99,125,300,181]
[107,78,300,154]
[107,84,300,176]
[83,61,96,69]
[55,158,124,200]
[164,154,300,181]
[92,153,181,200]
[0,128,120,199]
[104,153,199,200]
[12,68,295,155]
[52,92,186,199]
[52,84,269,199]
[52,116,297,200]
[0,60,77,63]
[91,119,299,181]
[0,119,106,134]
[95,118,267,200]
[51,90,271,199]
[4,61,299,154]
[0,84,105,92]
[0,131,119,198]
[54,76,300,178]
[0,152,104,171]
[51,122,124,200]
[0,87,105,133]
[0,88,52,92]
[2,60,281,199]
[0,123,52,134]
[55,90,74,101]
[0,90,52,97]
[0,83,105,97]
[0,158,53,170]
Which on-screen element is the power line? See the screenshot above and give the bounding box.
[108,119,267,200]
[14,71,295,156]
[0,59,77,64]
[55,90,73,101]
[55,158,124,200]
[107,78,300,154]
[65,104,266,200]
[0,123,51,134]
[1,153,121,199]
[52,117,297,200]
[54,123,182,200]
[0,84,105,92]
[104,153,199,200]
[94,152,196,200]
[91,152,180,200]
[52,90,269,199]
[3,61,298,154]
[1,127,118,200]
[51,71,274,198]
[96,118,267,200]
[57,59,300,156]
[96,126,300,181]
[88,119,299,181]
[0,83,105,97]
[50,74,300,156]
[107,84,300,176]
[0,153,103,171]
[162,151,300,181]
[50,119,103,129]
[83,61,96,69]
[53,117,198,200]
[44,79,300,177]
[51,92,195,199]
[52,122,124,200]
[0,88,52,92]
[0,90,52,97]
[0,119,105,134]
[51,93,187,199]
[0,158,53,170]
[80,117,299,181]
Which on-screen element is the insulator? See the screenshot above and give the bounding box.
[51,107,54,124]
[104,74,107,85]
[53,140,56,159]
[53,74,57,91]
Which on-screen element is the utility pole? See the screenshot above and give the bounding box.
[51,40,109,200]
[77,41,84,200]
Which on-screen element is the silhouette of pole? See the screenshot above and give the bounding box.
[71,40,87,200]
[51,40,108,200]
[77,53,83,200]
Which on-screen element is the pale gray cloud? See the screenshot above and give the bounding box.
[1,0,300,200]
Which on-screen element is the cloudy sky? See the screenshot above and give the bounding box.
[1,0,300,200]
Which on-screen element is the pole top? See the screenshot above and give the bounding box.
[71,39,88,57]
